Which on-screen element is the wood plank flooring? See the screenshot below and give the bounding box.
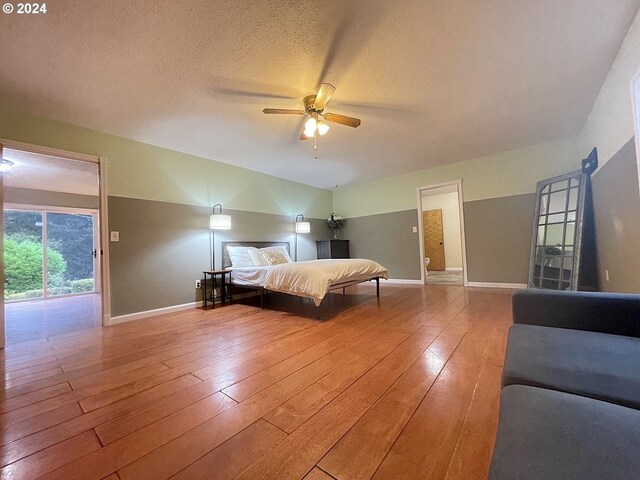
[0,284,512,479]
[5,294,102,345]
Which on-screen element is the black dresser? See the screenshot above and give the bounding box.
[316,240,350,259]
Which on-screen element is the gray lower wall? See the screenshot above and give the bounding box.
[108,196,330,317]
[464,193,536,284]
[341,194,536,284]
[4,187,99,209]
[592,139,640,293]
[108,143,640,318]
[341,210,422,280]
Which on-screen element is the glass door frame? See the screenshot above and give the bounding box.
[4,204,101,301]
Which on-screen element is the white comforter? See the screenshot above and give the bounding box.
[263,259,388,306]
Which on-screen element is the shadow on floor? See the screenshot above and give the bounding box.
[227,288,380,321]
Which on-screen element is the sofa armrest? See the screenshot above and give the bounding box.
[512,289,640,337]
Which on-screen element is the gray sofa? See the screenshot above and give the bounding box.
[489,289,640,480]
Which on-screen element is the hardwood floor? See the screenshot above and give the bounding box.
[0,284,512,479]
[5,294,102,345]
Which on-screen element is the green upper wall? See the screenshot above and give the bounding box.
[333,136,581,218]
[0,107,333,219]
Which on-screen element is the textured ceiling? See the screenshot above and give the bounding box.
[2,149,99,196]
[0,0,638,189]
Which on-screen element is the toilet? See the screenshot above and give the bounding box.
[424,257,430,276]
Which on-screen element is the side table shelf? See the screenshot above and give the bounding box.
[202,269,232,309]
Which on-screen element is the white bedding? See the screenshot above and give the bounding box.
[232,259,388,306]
[231,265,272,286]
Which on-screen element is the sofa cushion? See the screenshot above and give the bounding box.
[489,385,640,480]
[503,324,640,409]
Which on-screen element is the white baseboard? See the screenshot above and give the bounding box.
[110,301,204,325]
[384,278,424,285]
[467,282,527,289]
[445,268,464,272]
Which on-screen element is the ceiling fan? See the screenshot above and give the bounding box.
[262,83,361,140]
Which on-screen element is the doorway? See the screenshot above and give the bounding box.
[0,142,110,346]
[417,180,468,286]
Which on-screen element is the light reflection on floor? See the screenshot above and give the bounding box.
[424,271,464,285]
[5,294,101,345]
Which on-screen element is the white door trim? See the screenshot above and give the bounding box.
[416,179,469,287]
[99,157,111,326]
[0,140,101,164]
[0,140,111,327]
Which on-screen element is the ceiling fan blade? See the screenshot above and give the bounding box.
[263,109,305,115]
[313,83,336,111]
[300,129,311,140]
[323,113,361,128]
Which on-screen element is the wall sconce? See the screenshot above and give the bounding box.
[209,204,231,270]
[294,213,310,261]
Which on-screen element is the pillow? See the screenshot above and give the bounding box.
[262,248,289,266]
[247,248,268,266]
[226,246,255,268]
[261,245,292,263]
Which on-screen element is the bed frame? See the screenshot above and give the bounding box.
[222,241,381,308]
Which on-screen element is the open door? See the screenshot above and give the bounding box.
[423,209,446,271]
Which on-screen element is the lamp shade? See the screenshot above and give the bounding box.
[317,121,330,136]
[210,214,231,230]
[295,221,311,233]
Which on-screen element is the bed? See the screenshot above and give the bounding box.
[222,241,388,307]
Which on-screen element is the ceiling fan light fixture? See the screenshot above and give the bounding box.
[0,159,14,173]
[317,121,330,136]
[262,83,361,141]
[304,116,317,133]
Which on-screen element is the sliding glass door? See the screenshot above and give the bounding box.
[46,212,98,296]
[4,207,99,302]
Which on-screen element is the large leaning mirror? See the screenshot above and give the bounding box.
[528,149,598,291]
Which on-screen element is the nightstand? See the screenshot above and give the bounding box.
[202,269,231,309]
[316,239,350,259]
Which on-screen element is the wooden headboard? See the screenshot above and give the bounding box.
[222,241,290,269]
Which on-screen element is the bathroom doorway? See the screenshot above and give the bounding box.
[416,180,468,286]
